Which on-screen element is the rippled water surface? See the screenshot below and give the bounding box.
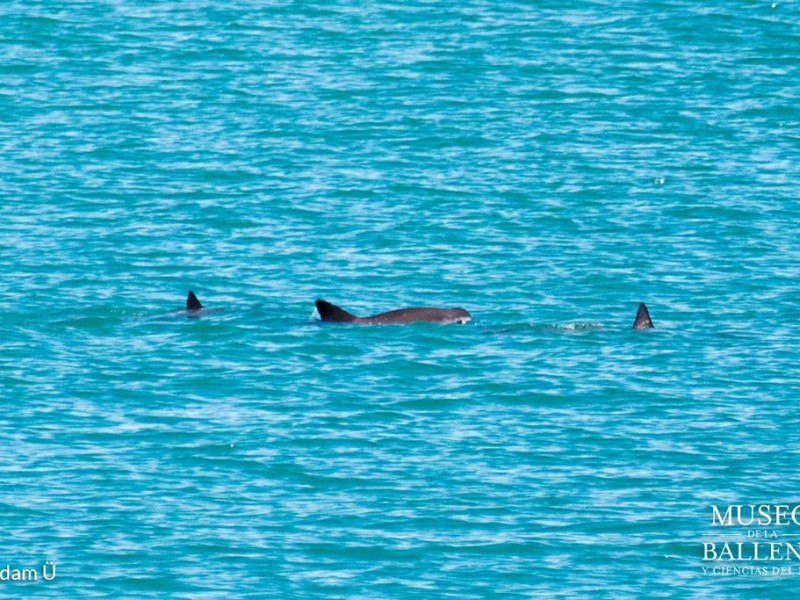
[2,1,800,597]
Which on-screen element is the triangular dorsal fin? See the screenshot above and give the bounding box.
[187,291,203,311]
[315,299,358,323]
[633,302,653,330]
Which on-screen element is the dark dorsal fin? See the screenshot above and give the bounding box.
[315,299,359,323]
[187,291,203,311]
[633,302,653,330]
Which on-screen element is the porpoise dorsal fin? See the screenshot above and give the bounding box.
[633,302,654,330]
[315,299,359,323]
[187,291,203,311]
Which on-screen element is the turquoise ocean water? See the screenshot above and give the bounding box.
[2,1,800,597]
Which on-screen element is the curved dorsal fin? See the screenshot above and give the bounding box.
[633,302,654,330]
[315,299,358,323]
[187,291,203,311]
